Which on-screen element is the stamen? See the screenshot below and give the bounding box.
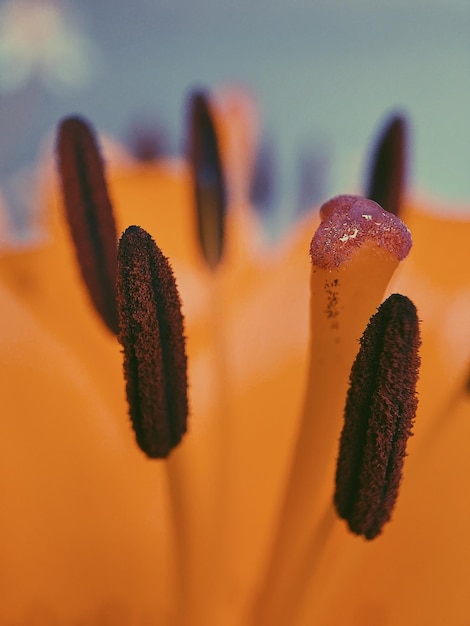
[365,114,407,217]
[127,121,166,162]
[335,293,421,540]
[250,137,277,214]
[57,116,119,334]
[187,90,227,269]
[116,225,188,459]
[296,143,330,214]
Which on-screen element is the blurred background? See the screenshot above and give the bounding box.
[1,0,469,241]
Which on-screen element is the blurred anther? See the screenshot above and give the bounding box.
[187,90,227,270]
[57,116,119,334]
[366,114,407,217]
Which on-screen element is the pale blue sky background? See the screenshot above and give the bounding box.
[1,0,469,234]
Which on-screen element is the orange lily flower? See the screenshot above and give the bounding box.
[0,90,469,626]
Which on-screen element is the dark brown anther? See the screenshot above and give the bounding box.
[187,90,227,270]
[127,120,167,162]
[117,226,188,459]
[365,114,407,217]
[57,116,119,334]
[334,293,421,540]
[250,137,277,214]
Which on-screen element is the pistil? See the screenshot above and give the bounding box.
[252,195,412,626]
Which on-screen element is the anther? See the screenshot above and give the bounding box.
[250,138,277,214]
[127,121,166,162]
[57,116,119,334]
[334,293,421,540]
[187,90,227,270]
[116,226,188,459]
[365,114,407,217]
